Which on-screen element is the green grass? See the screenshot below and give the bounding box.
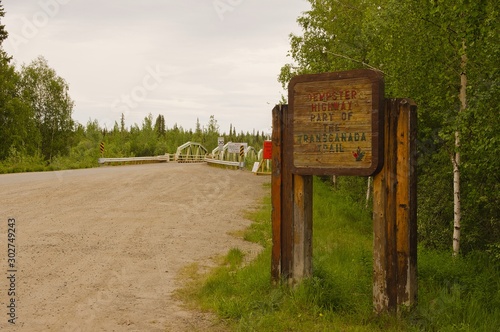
[179,177,500,331]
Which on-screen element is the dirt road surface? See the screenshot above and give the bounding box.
[0,163,269,331]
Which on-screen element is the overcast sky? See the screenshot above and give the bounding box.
[2,0,310,134]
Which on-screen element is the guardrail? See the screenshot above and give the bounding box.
[98,155,172,165]
[205,157,241,168]
[97,141,263,168]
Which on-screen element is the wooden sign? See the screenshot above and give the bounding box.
[289,69,384,176]
[271,99,418,313]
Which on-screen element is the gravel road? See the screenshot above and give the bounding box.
[0,163,269,331]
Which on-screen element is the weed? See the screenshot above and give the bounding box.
[178,179,500,331]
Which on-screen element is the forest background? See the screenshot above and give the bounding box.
[1,0,499,257]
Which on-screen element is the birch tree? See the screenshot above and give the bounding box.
[0,2,40,159]
[19,56,75,160]
[279,0,500,253]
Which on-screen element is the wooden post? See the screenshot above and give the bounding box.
[396,99,418,307]
[373,99,396,312]
[271,105,284,282]
[281,104,294,280]
[292,174,313,283]
[271,104,313,284]
[373,99,417,313]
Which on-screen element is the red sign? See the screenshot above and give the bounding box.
[263,140,272,160]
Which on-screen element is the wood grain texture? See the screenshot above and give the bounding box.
[288,70,384,176]
[373,99,417,313]
[271,105,283,282]
[292,174,313,284]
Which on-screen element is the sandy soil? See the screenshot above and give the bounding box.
[0,163,269,331]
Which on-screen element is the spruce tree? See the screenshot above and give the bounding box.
[0,1,10,62]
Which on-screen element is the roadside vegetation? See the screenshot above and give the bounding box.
[2,0,497,255]
[0,2,267,174]
[179,178,500,331]
[1,1,499,329]
[1,0,498,255]
[0,111,267,174]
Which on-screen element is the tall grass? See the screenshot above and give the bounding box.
[414,250,500,331]
[179,177,500,331]
[0,144,100,174]
[0,147,47,173]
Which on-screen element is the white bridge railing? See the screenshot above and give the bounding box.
[97,141,269,172]
[98,155,172,165]
[204,157,241,167]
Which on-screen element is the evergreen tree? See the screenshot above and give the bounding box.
[120,113,126,133]
[203,115,220,150]
[0,1,9,59]
[154,114,166,137]
[193,117,202,143]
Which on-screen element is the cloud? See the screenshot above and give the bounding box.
[2,0,310,133]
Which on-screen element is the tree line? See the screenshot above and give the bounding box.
[1,1,498,255]
[279,0,499,255]
[0,2,268,172]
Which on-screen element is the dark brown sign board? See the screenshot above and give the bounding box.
[288,69,384,176]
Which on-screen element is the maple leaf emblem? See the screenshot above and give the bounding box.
[352,147,365,161]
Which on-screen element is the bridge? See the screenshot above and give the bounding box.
[97,141,271,173]
[175,142,208,163]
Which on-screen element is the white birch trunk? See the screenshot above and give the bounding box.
[452,137,461,256]
[453,41,467,256]
[366,176,372,209]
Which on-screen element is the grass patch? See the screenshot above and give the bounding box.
[179,177,500,331]
[242,183,272,247]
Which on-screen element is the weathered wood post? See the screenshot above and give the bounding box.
[271,105,284,282]
[272,104,313,284]
[292,173,313,282]
[373,99,417,313]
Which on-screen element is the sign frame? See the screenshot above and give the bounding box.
[288,69,384,176]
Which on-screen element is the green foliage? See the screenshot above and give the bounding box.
[279,0,500,253]
[243,191,272,247]
[0,146,46,173]
[19,56,75,160]
[0,34,40,160]
[0,108,268,172]
[182,179,380,331]
[180,179,500,331]
[0,1,8,56]
[415,250,500,331]
[154,114,166,137]
[1,5,268,173]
